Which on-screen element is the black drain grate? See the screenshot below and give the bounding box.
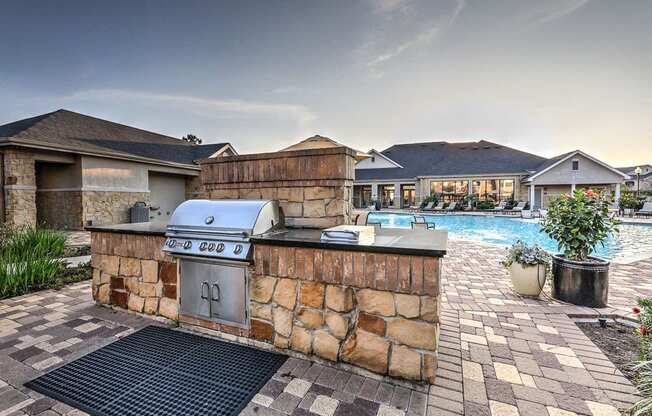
[26,326,287,416]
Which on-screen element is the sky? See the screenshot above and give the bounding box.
[1,0,650,166]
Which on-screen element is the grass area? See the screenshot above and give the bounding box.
[0,226,90,299]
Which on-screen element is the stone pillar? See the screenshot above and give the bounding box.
[529,184,536,209]
[394,182,401,209]
[3,149,37,226]
[371,184,379,201]
[615,183,621,206]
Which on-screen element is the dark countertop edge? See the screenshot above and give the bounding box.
[85,226,166,237]
[249,236,446,257]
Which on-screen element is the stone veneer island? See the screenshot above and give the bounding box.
[89,223,446,384]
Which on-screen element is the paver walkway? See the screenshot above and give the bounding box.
[1,240,649,415]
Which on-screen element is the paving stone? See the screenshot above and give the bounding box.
[310,395,339,416]
[270,392,302,414]
[375,382,395,404]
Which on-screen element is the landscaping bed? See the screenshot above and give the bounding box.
[577,321,640,381]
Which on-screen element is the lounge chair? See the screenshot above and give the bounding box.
[430,202,445,212]
[445,202,458,212]
[420,201,435,211]
[492,201,507,212]
[504,201,526,216]
[636,202,652,217]
[411,222,436,230]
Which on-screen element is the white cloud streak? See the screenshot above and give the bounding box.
[524,0,590,27]
[62,89,317,125]
[365,0,465,68]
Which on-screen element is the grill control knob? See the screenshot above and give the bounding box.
[199,242,208,251]
[215,243,225,252]
[183,241,192,249]
[167,239,176,248]
[234,244,243,255]
[207,243,216,251]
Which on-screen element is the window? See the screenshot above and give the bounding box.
[472,179,514,201]
[572,160,580,171]
[353,185,372,208]
[378,184,395,207]
[430,180,468,202]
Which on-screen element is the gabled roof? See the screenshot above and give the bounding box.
[364,149,403,168]
[0,109,234,167]
[281,135,369,161]
[525,150,629,182]
[355,140,547,181]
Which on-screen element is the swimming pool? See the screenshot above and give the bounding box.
[367,212,652,262]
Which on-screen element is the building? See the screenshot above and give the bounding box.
[354,140,629,209]
[618,165,652,193]
[0,109,236,229]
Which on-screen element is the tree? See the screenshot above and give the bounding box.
[182,134,202,145]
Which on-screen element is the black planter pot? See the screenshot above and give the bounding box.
[551,255,610,308]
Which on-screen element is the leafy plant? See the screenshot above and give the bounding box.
[420,193,440,209]
[476,200,495,210]
[462,194,479,208]
[0,226,67,299]
[620,191,644,210]
[502,240,551,269]
[540,189,619,261]
[631,299,652,415]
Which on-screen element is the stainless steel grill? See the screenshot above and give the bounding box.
[163,199,281,261]
[163,199,281,328]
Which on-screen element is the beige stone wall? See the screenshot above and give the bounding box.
[200,147,356,228]
[246,244,441,383]
[36,190,83,229]
[90,231,178,320]
[3,149,37,226]
[82,191,150,226]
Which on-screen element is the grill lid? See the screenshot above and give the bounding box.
[167,199,280,237]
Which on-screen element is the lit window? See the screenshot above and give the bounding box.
[572,160,580,171]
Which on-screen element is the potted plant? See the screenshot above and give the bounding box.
[620,191,640,216]
[540,189,619,307]
[502,241,551,297]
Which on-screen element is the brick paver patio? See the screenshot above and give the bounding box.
[1,239,649,415]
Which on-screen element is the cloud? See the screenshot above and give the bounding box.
[524,0,590,27]
[366,0,414,14]
[62,89,316,125]
[363,0,465,69]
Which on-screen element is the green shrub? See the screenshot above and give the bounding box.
[476,200,495,210]
[540,189,619,261]
[0,226,66,299]
[621,191,644,210]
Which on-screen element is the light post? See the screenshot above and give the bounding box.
[635,166,642,199]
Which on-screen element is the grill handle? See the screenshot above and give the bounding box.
[200,281,209,300]
[211,283,221,302]
[167,227,248,238]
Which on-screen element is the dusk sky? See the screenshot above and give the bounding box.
[1,0,650,166]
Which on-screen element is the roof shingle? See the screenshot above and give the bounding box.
[0,109,231,166]
[355,140,547,181]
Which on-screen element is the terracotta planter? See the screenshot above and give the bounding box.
[551,255,609,308]
[509,263,546,297]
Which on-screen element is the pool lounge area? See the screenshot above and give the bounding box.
[367,212,652,263]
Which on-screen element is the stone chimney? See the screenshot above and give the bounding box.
[199,145,356,228]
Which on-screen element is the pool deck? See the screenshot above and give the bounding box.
[1,238,649,415]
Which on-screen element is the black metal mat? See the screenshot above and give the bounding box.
[25,325,287,416]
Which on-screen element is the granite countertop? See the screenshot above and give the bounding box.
[86,222,167,236]
[251,228,448,257]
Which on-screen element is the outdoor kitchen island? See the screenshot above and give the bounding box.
[88,221,447,384]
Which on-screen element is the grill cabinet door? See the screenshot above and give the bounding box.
[210,263,247,326]
[179,259,211,319]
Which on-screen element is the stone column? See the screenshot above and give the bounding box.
[529,184,536,209]
[615,183,621,206]
[3,149,37,226]
[394,182,401,209]
[371,183,378,201]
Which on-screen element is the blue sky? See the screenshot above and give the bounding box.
[1,0,650,165]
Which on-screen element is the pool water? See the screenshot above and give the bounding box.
[367,212,652,261]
